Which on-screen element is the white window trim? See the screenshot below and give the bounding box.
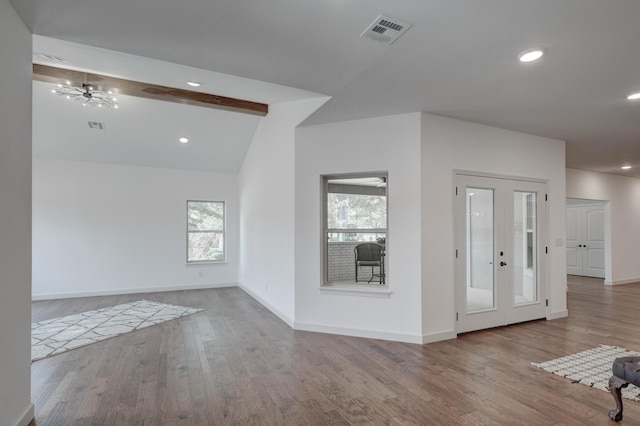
[322,172,389,290]
[319,284,392,298]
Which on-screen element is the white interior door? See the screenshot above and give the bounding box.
[455,174,547,333]
[566,209,581,275]
[566,204,605,278]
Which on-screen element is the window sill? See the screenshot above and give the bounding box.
[186,260,227,265]
[319,284,392,298]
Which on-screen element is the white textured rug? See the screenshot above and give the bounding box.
[532,344,640,401]
[32,300,203,361]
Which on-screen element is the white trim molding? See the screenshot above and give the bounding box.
[32,282,237,301]
[421,330,457,344]
[238,284,295,328]
[604,278,640,286]
[548,310,569,320]
[15,403,34,426]
[294,321,423,344]
[318,285,391,298]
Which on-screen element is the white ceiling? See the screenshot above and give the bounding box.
[31,37,323,172]
[12,0,640,177]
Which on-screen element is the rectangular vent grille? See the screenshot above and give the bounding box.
[379,19,404,32]
[88,121,105,130]
[361,15,411,44]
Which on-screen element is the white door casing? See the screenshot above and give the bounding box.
[566,204,605,278]
[455,173,547,334]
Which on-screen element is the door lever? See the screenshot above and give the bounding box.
[500,261,507,266]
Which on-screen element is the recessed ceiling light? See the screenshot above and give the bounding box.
[621,165,632,170]
[627,92,640,100]
[186,82,201,87]
[179,137,189,144]
[518,48,545,63]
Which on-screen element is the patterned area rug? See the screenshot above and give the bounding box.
[32,300,203,361]
[532,344,640,401]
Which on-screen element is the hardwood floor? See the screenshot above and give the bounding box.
[31,277,640,425]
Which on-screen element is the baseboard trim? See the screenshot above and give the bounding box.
[421,330,457,344]
[604,278,640,286]
[32,282,238,300]
[294,321,424,344]
[15,403,34,426]
[548,309,569,320]
[238,284,295,328]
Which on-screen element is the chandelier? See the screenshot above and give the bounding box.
[51,82,119,108]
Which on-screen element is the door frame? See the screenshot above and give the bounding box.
[566,198,609,281]
[454,171,549,334]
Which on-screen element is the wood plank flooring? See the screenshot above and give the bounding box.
[31,276,640,425]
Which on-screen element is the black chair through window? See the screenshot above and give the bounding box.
[354,243,385,284]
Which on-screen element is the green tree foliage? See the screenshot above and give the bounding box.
[327,193,386,230]
[187,201,224,262]
[188,201,224,230]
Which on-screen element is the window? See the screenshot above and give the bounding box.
[323,174,388,285]
[187,201,225,263]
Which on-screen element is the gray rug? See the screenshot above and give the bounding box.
[32,300,203,361]
[532,344,640,401]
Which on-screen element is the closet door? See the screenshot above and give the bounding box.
[566,209,581,275]
[566,205,605,279]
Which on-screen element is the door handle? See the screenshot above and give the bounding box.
[500,261,507,266]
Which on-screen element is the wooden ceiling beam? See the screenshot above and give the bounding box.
[33,63,268,116]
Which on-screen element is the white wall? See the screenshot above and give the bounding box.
[32,158,239,299]
[238,97,328,325]
[566,168,640,285]
[295,113,424,343]
[0,1,34,424]
[420,113,568,340]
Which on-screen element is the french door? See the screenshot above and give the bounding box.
[455,174,547,334]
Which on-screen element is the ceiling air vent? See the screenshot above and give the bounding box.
[88,121,105,130]
[361,15,411,44]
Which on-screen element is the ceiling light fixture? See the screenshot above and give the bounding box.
[621,165,632,170]
[627,92,640,100]
[518,48,545,63]
[179,137,189,144]
[51,83,119,108]
[187,81,201,87]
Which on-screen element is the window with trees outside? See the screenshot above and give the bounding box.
[187,201,225,263]
[324,174,388,285]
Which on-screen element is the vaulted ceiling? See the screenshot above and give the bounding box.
[11,0,640,177]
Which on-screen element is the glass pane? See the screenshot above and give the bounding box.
[326,232,386,283]
[327,193,386,229]
[188,201,224,231]
[466,188,495,312]
[513,192,537,305]
[188,232,224,262]
[327,232,386,243]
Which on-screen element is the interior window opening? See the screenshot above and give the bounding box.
[323,174,388,286]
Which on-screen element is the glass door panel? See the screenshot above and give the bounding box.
[466,188,495,312]
[513,191,538,305]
